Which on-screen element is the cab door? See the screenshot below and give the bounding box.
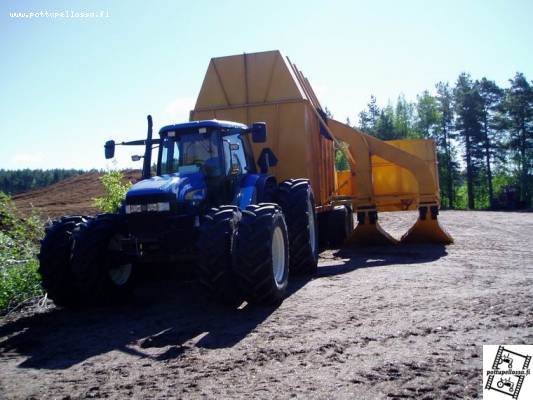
[222,133,250,204]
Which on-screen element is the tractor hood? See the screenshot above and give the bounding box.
[126,172,206,202]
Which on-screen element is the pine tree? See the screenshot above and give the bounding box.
[358,95,381,134]
[477,78,504,208]
[502,73,533,207]
[435,82,458,208]
[375,104,396,140]
[416,91,440,138]
[394,94,416,139]
[453,73,484,209]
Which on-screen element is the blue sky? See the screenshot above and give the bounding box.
[1,0,532,170]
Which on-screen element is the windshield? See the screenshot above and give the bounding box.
[160,131,221,176]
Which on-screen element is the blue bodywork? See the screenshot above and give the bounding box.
[159,120,248,133]
[118,119,276,260]
[124,119,272,214]
[126,172,206,202]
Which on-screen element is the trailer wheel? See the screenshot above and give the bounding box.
[38,216,90,307]
[277,179,318,275]
[71,214,134,306]
[196,206,243,305]
[324,205,354,248]
[233,204,289,305]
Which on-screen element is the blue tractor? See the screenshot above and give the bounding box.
[38,116,318,306]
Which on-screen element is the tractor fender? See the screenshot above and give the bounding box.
[235,174,276,209]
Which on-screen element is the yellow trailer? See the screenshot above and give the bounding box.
[191,50,452,245]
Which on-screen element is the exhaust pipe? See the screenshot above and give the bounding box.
[142,115,153,179]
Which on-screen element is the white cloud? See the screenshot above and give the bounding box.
[163,96,195,123]
[10,152,44,167]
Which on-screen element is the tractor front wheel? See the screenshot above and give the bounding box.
[71,214,134,306]
[196,206,243,305]
[233,204,289,305]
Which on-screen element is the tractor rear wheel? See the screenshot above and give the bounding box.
[277,179,318,275]
[233,204,289,305]
[38,216,90,307]
[71,214,134,306]
[196,206,243,305]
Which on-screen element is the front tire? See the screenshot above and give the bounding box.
[277,179,318,275]
[38,216,90,307]
[71,214,134,306]
[233,204,289,305]
[196,206,242,305]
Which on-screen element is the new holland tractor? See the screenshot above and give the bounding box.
[39,50,453,309]
[38,116,318,307]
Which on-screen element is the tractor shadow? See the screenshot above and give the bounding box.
[0,269,308,370]
[317,243,448,277]
[0,244,447,370]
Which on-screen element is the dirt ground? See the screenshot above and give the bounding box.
[0,210,532,399]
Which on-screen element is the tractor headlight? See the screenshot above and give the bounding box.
[184,189,205,202]
[125,202,170,214]
[148,202,170,212]
[125,204,142,214]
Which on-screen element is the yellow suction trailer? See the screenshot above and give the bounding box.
[190,50,453,246]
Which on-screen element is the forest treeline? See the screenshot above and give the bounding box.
[0,169,91,195]
[2,71,532,210]
[335,72,532,210]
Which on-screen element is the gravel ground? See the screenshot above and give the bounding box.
[0,210,532,399]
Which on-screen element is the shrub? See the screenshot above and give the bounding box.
[0,192,44,314]
[93,171,132,213]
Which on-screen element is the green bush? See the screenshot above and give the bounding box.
[335,142,350,171]
[0,192,44,314]
[93,171,132,213]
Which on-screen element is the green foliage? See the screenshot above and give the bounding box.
[354,70,532,210]
[0,192,44,314]
[93,171,132,213]
[335,142,350,171]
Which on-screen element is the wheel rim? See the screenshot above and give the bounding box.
[107,233,132,287]
[307,198,316,255]
[108,264,132,286]
[272,226,286,286]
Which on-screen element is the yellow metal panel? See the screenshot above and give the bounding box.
[190,50,452,244]
[195,51,305,112]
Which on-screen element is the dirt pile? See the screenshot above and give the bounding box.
[12,170,141,219]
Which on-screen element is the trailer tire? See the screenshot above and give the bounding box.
[233,204,289,305]
[277,179,318,275]
[38,216,89,307]
[326,206,354,248]
[196,206,243,305]
[71,214,134,306]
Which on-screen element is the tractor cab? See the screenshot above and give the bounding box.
[156,121,259,206]
[110,119,268,216]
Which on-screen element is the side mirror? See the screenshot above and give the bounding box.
[105,140,115,159]
[131,155,143,162]
[251,122,267,143]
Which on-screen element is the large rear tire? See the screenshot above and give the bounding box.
[233,204,289,305]
[38,216,90,307]
[196,206,243,305]
[71,214,134,306]
[277,179,318,275]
